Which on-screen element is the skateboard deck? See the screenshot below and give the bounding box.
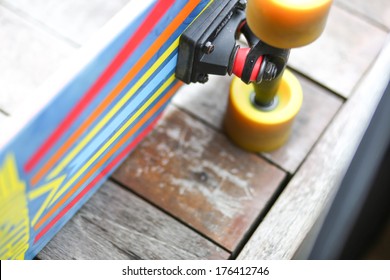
[0,0,212,259]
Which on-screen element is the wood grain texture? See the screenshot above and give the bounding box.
[289,5,387,98]
[38,180,229,260]
[0,6,74,115]
[335,0,390,30]
[173,72,343,173]
[1,0,132,45]
[238,37,390,260]
[113,106,286,251]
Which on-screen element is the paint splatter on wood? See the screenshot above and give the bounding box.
[113,106,286,251]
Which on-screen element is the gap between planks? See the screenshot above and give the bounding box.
[109,175,233,254]
[38,180,230,260]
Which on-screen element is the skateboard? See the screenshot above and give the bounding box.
[0,0,214,259]
[0,0,332,259]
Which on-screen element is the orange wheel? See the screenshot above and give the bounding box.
[246,0,333,48]
[224,69,302,152]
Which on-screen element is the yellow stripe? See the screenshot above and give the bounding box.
[47,38,179,180]
[49,74,176,204]
[29,175,66,226]
[28,176,65,200]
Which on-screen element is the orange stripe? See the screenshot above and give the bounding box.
[31,0,200,186]
[33,82,181,231]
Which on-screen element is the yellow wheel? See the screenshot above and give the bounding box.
[246,0,333,48]
[224,69,302,152]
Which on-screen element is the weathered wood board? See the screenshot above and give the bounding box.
[37,181,229,260]
[289,5,387,98]
[113,106,286,251]
[1,0,134,46]
[335,0,390,30]
[0,5,73,116]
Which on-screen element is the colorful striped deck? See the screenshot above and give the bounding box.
[0,0,212,260]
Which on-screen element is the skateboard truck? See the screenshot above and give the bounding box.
[176,0,332,152]
[175,0,289,108]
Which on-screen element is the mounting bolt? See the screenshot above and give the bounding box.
[263,62,278,81]
[202,41,215,54]
[237,0,247,10]
[197,74,209,83]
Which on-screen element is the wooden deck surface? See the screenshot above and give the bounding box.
[1,0,389,259]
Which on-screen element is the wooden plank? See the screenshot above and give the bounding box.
[289,5,387,98]
[0,5,74,116]
[172,75,232,131]
[173,72,343,174]
[238,36,390,260]
[113,105,286,251]
[38,180,229,260]
[335,0,390,30]
[1,0,133,45]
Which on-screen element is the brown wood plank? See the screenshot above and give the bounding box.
[38,180,229,260]
[289,5,387,98]
[0,5,74,115]
[238,36,390,260]
[113,106,286,252]
[2,0,133,45]
[173,72,343,174]
[335,0,390,30]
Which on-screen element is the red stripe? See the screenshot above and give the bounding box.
[34,113,162,243]
[24,0,175,173]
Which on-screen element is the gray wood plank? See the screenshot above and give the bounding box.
[173,72,343,174]
[238,36,390,260]
[289,5,387,98]
[2,0,133,45]
[0,6,74,116]
[335,0,390,30]
[38,180,229,260]
[172,75,232,131]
